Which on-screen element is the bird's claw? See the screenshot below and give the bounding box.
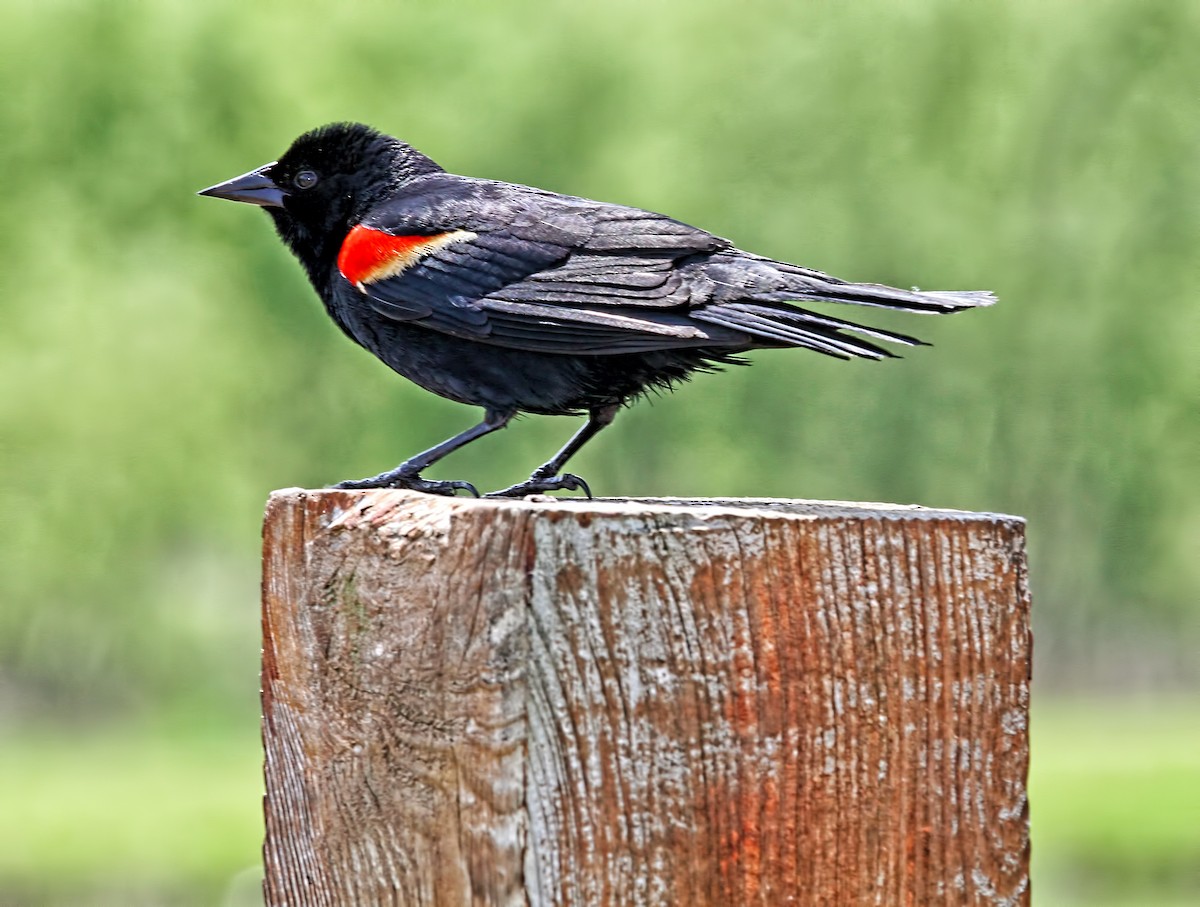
[486,472,592,499]
[334,473,480,497]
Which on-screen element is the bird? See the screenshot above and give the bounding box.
[199,122,993,498]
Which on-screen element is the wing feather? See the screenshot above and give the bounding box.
[343,175,957,359]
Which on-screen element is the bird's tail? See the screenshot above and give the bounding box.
[764,258,997,314]
[690,254,995,360]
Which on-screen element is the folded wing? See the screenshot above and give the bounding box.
[345,179,993,360]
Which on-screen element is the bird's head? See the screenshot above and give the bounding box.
[199,123,441,278]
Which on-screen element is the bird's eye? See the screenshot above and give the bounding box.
[293,170,319,190]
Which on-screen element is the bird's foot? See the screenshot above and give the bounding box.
[486,471,592,499]
[334,471,479,497]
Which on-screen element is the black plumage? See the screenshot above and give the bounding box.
[199,122,993,497]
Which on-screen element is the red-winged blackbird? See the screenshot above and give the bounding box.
[200,123,993,498]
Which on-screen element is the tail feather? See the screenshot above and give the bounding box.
[739,301,926,347]
[767,260,997,313]
[809,283,998,313]
[689,253,994,359]
[695,302,901,360]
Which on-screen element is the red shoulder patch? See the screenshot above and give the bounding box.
[336,226,476,290]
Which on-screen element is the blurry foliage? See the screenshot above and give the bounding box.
[0,698,1194,906]
[2,0,1197,716]
[0,0,1197,903]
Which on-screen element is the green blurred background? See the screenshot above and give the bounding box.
[2,0,1196,903]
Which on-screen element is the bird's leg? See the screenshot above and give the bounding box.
[335,408,514,497]
[487,404,619,498]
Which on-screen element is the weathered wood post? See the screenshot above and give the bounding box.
[261,490,1030,906]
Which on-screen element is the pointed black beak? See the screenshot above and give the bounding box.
[198,163,286,207]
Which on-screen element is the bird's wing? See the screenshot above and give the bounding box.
[340,177,746,353]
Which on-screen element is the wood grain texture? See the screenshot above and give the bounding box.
[261,491,1031,907]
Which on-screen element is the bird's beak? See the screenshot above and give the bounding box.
[197,163,286,207]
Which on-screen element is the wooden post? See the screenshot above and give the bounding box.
[261,490,1030,907]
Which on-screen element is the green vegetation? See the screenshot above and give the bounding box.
[1,0,1195,902]
[0,726,261,906]
[1031,699,1200,906]
[2,701,1194,905]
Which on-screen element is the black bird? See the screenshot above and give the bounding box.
[200,123,993,497]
